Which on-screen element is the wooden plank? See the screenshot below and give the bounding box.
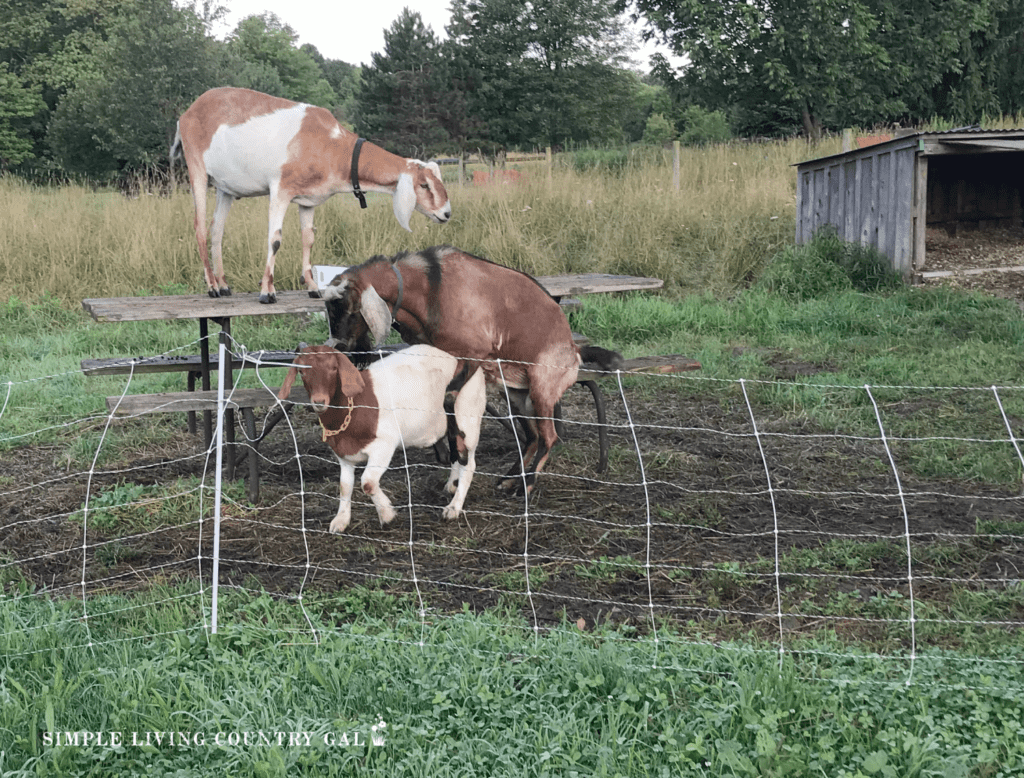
[924,139,1024,154]
[892,147,916,279]
[82,275,663,323]
[106,385,309,415]
[82,350,297,376]
[108,354,700,414]
[919,265,1024,279]
[576,355,701,383]
[913,155,928,271]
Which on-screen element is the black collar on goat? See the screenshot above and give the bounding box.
[321,245,623,494]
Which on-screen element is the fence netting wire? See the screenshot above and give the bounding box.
[1,333,1023,692]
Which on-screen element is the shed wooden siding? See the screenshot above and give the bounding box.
[796,139,921,278]
[797,130,1024,281]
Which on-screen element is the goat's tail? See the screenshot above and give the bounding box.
[580,345,624,372]
[169,122,183,161]
[168,122,183,192]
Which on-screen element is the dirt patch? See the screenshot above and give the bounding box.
[3,378,1020,650]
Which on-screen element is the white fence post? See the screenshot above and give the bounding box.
[210,331,228,634]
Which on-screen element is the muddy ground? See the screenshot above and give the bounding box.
[4,230,1024,646]
[3,363,1021,648]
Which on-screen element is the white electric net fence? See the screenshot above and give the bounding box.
[2,332,1023,691]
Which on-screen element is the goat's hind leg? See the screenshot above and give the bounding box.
[208,188,234,296]
[498,389,542,494]
[443,369,485,518]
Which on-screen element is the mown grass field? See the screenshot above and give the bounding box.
[2,140,1024,776]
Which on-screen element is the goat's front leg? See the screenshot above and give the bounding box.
[329,460,356,534]
[259,192,290,304]
[360,445,398,526]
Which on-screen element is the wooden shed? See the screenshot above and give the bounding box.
[795,129,1024,280]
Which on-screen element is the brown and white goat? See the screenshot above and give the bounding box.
[171,87,452,303]
[321,246,623,494]
[277,344,485,533]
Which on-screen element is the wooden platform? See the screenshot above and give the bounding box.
[81,274,662,323]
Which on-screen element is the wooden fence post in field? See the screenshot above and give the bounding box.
[842,129,854,153]
[458,155,465,186]
[673,140,681,191]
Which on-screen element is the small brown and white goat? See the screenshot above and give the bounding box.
[171,87,452,303]
[277,344,485,533]
[321,246,624,494]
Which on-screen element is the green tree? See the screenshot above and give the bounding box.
[0,62,45,167]
[629,0,1024,135]
[622,0,892,141]
[355,9,454,157]
[302,44,361,124]
[227,13,335,105]
[0,0,128,169]
[448,0,638,148]
[47,0,218,178]
[641,111,674,145]
[678,104,730,145]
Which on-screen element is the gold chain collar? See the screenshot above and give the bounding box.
[320,395,355,441]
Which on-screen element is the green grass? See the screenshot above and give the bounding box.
[2,154,1024,774]
[0,137,826,305]
[1,587,1023,777]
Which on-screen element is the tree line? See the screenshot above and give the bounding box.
[2,0,1022,181]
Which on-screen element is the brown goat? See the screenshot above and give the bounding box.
[278,344,485,533]
[321,246,622,493]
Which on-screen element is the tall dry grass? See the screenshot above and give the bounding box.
[0,137,840,305]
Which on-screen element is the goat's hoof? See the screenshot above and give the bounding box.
[207,288,219,298]
[498,476,536,496]
[220,286,232,297]
[442,505,463,520]
[258,292,277,304]
[328,522,349,534]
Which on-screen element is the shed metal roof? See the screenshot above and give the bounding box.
[795,128,1024,168]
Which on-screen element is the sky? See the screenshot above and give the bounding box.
[209,0,682,71]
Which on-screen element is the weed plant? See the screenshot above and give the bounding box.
[0,136,834,304]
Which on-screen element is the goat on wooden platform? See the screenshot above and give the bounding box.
[321,245,623,494]
[277,344,485,533]
[171,87,452,303]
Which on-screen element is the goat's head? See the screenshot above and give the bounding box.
[393,160,451,232]
[277,345,365,412]
[322,272,393,355]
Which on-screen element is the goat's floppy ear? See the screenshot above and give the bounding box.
[393,172,416,232]
[425,160,442,178]
[360,285,392,347]
[333,352,365,397]
[277,365,300,401]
